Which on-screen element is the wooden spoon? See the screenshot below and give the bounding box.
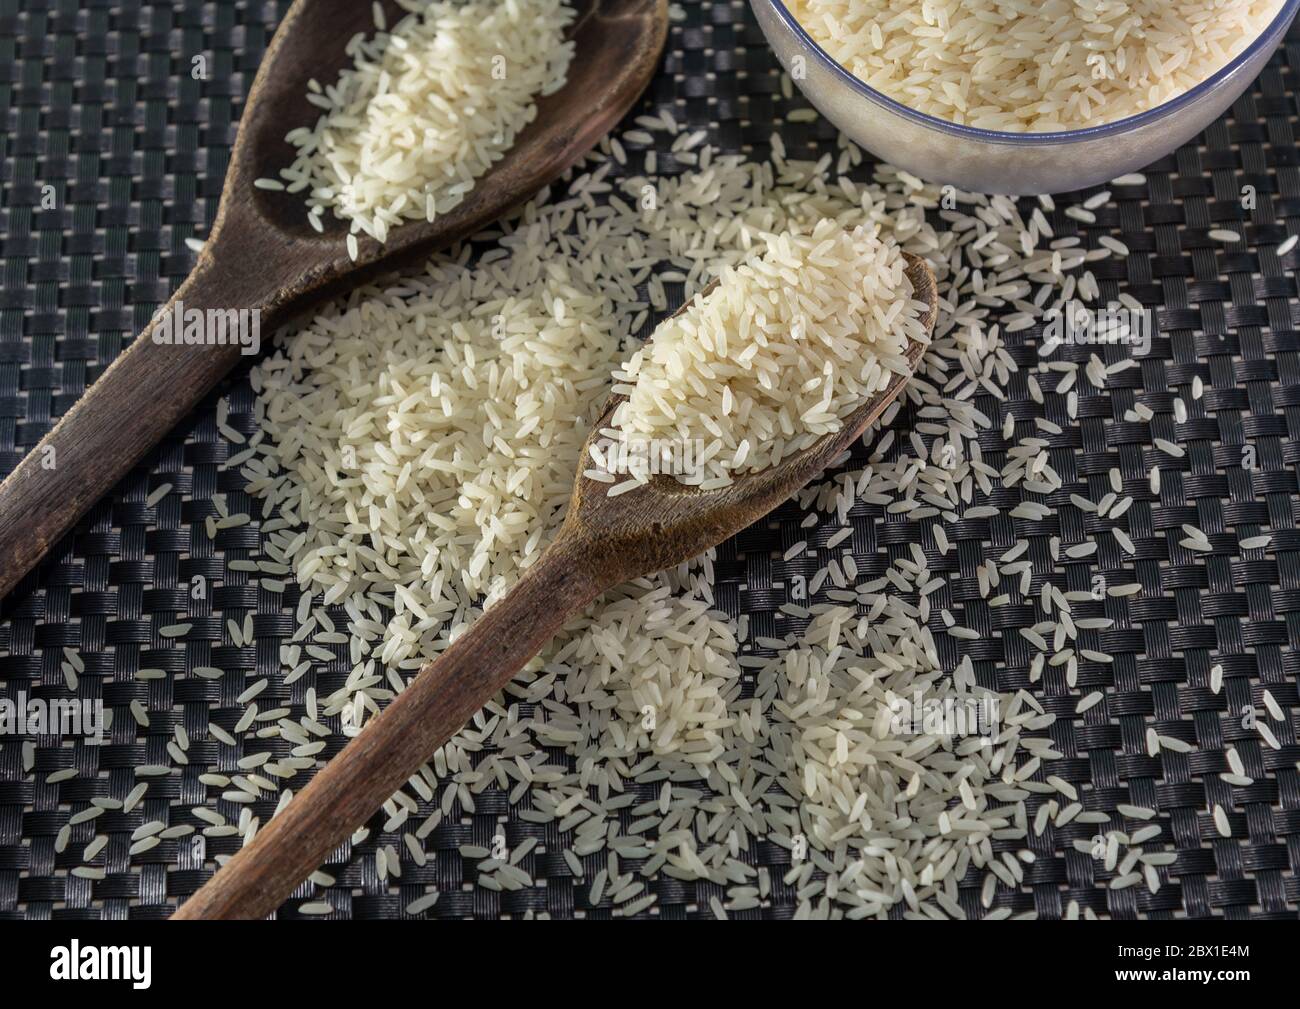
[171,252,938,919]
[0,0,668,602]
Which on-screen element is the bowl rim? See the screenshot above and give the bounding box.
[758,0,1300,144]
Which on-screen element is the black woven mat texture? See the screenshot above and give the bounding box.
[1,0,1299,919]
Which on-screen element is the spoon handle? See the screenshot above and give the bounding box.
[0,245,292,601]
[171,533,606,920]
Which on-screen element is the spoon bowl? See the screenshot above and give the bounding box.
[241,0,666,258]
[568,252,937,579]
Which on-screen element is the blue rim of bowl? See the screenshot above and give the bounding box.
[761,0,1300,144]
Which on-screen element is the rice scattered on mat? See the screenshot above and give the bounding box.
[787,0,1284,131]
[604,221,927,490]
[271,0,575,246]
[87,113,1210,918]
[236,136,1070,917]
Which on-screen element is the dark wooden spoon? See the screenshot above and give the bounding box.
[0,0,668,601]
[171,252,938,919]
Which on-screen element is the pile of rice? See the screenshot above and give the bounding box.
[248,272,622,662]
[600,221,927,491]
[66,109,1233,919]
[265,0,575,252]
[788,0,1284,131]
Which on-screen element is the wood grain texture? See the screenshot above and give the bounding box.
[170,255,938,919]
[0,0,669,602]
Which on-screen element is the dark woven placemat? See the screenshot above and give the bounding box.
[1,0,1298,920]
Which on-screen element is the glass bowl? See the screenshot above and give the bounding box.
[750,0,1300,194]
